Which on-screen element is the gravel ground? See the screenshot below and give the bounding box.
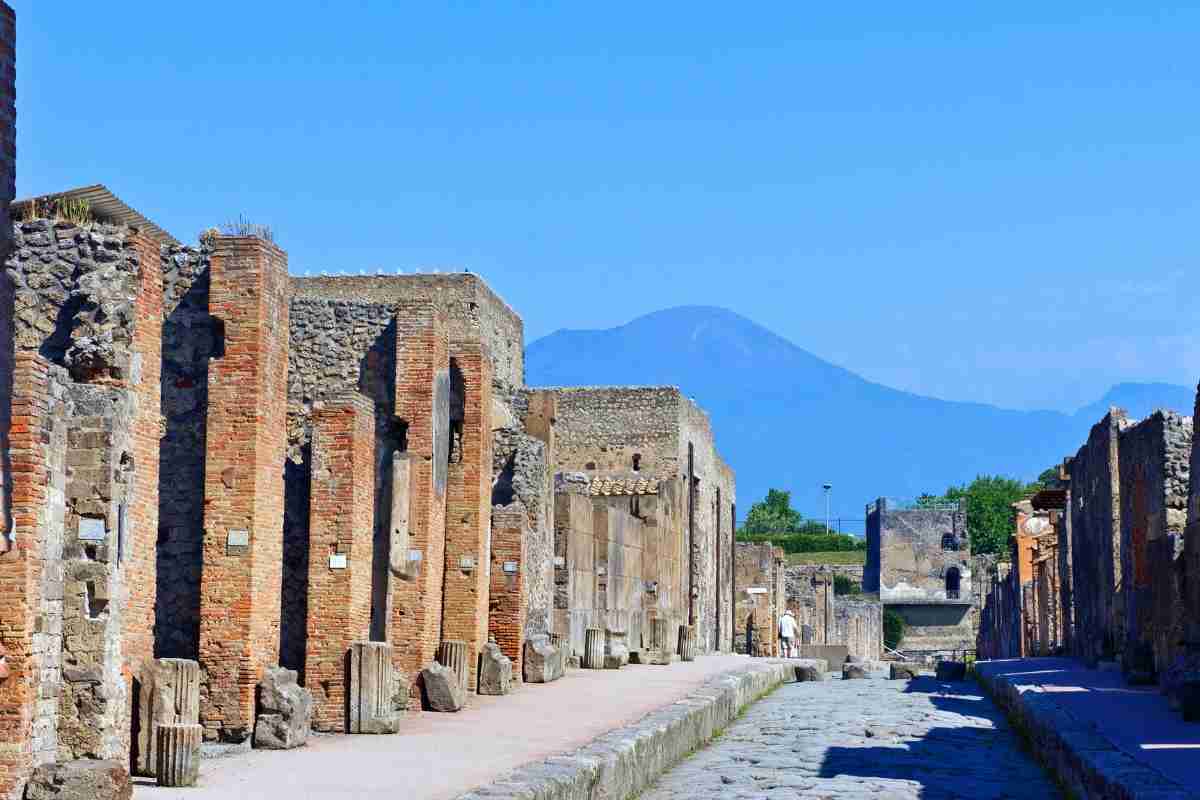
[640,675,1061,799]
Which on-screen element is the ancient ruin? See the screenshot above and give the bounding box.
[0,166,739,797]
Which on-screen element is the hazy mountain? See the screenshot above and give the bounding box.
[525,306,1194,530]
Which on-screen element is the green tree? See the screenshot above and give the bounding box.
[923,475,1034,556]
[883,609,906,651]
[741,488,803,533]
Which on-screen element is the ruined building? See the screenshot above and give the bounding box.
[865,499,975,655]
[733,542,785,656]
[0,178,736,795]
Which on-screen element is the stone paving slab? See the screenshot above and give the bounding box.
[133,654,771,800]
[977,658,1200,800]
[641,674,1060,799]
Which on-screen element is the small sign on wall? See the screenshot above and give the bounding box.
[503,561,519,574]
[227,529,250,547]
[746,587,768,595]
[79,517,107,542]
[408,550,423,563]
[329,554,348,570]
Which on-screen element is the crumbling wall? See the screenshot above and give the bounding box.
[554,490,595,654]
[734,543,785,655]
[1117,411,1191,676]
[289,274,523,393]
[785,565,835,646]
[157,244,214,660]
[869,500,970,602]
[1069,409,1127,664]
[833,598,881,661]
[1,216,161,793]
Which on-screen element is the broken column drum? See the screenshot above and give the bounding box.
[583,628,605,669]
[678,625,698,662]
[604,629,630,669]
[348,641,401,734]
[136,658,200,777]
[437,640,470,695]
[478,640,513,696]
[154,723,202,787]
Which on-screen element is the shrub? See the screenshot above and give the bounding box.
[883,609,906,651]
[833,574,862,595]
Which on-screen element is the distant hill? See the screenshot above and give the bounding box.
[525,306,1194,529]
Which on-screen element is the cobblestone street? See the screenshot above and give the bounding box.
[641,676,1060,800]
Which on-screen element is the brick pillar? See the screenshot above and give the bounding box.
[442,344,493,691]
[0,5,18,795]
[0,354,51,798]
[198,236,289,742]
[389,304,449,679]
[488,505,528,680]
[124,231,163,714]
[305,395,375,732]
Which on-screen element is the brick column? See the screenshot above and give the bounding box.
[124,231,163,706]
[389,303,449,679]
[198,236,289,742]
[305,394,375,732]
[0,354,51,798]
[488,504,528,680]
[442,344,493,691]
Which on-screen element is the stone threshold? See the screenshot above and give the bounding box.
[977,664,1193,800]
[454,660,796,800]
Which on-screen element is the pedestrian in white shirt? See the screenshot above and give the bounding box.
[778,610,798,658]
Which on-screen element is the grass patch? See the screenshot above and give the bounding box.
[786,550,866,566]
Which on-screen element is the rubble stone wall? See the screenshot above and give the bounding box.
[1117,411,1191,675]
[1069,410,1127,665]
[833,598,882,661]
[866,500,971,602]
[733,543,784,656]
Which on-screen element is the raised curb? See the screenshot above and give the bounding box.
[976,663,1195,800]
[455,659,796,800]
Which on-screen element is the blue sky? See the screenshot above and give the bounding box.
[12,2,1200,411]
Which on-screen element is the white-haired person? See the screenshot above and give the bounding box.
[778,609,798,658]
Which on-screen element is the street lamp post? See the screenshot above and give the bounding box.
[823,483,833,536]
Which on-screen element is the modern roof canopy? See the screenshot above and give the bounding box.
[11,184,179,246]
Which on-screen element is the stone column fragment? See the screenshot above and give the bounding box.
[604,630,629,669]
[348,641,401,734]
[154,723,202,787]
[583,628,605,669]
[136,658,200,777]
[437,640,469,696]
[478,640,512,695]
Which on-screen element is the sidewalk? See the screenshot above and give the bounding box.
[976,657,1200,798]
[135,654,758,800]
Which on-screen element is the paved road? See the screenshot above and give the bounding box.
[641,675,1060,799]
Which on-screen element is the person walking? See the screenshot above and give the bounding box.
[778,609,798,658]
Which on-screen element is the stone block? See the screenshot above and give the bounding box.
[422,663,466,711]
[890,663,920,680]
[842,663,867,680]
[25,760,132,800]
[253,666,313,749]
[478,641,513,696]
[935,661,967,682]
[604,630,629,669]
[437,640,470,695]
[155,723,202,787]
[136,657,200,776]
[794,663,825,682]
[523,634,565,683]
[583,628,605,669]
[649,618,673,651]
[348,641,402,734]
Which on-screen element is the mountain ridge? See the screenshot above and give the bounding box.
[525,306,1193,524]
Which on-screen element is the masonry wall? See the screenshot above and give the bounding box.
[785,565,835,646]
[1,216,161,796]
[1069,410,1127,665]
[833,598,882,661]
[733,543,784,656]
[157,244,215,660]
[555,491,595,654]
[868,500,971,602]
[289,274,523,393]
[488,504,528,679]
[198,236,289,742]
[1117,411,1191,677]
[592,497,647,649]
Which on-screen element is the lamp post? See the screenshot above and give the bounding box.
[822,483,833,536]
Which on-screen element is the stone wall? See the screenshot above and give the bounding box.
[535,386,735,653]
[1068,409,1127,664]
[1117,411,1191,676]
[785,565,835,646]
[866,499,971,602]
[289,274,523,393]
[833,598,882,661]
[733,543,784,656]
[0,213,162,796]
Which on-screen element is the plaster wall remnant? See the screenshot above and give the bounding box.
[733,543,785,656]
